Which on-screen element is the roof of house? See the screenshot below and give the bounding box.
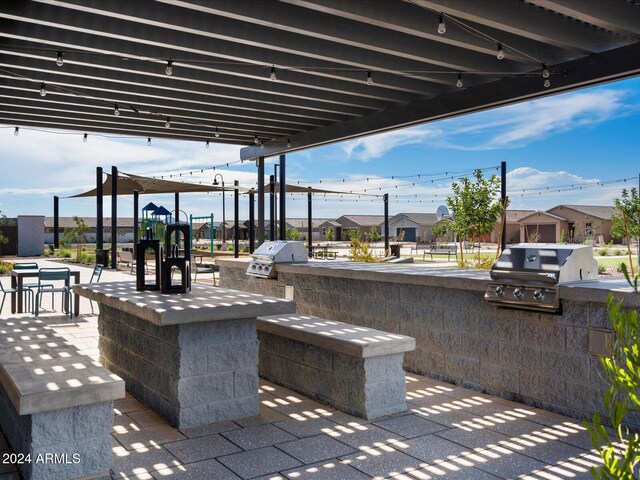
[336,215,385,227]
[549,205,618,220]
[318,220,342,227]
[503,210,536,223]
[519,211,567,222]
[388,212,439,225]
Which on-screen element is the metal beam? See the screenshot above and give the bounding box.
[279,154,286,240]
[234,180,239,258]
[249,192,255,253]
[257,157,265,246]
[53,195,59,249]
[111,166,117,269]
[96,166,103,253]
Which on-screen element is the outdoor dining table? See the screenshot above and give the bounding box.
[10,268,81,316]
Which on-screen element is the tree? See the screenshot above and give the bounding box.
[346,228,360,241]
[445,169,504,263]
[326,227,334,242]
[611,188,640,277]
[285,226,300,240]
[0,210,11,245]
[61,216,90,261]
[368,226,381,242]
[431,224,446,243]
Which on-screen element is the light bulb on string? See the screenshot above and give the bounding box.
[40,82,46,97]
[165,59,173,76]
[260,141,265,149]
[147,137,151,146]
[56,50,64,66]
[14,126,19,136]
[544,78,550,88]
[214,127,220,138]
[114,103,120,116]
[542,64,550,78]
[83,133,87,143]
[366,71,373,85]
[254,135,259,144]
[438,13,446,34]
[496,43,504,60]
[165,117,171,128]
[287,138,291,148]
[456,73,463,88]
[269,66,277,81]
[206,140,209,148]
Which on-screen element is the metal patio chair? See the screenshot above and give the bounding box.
[0,281,17,315]
[89,264,103,314]
[34,267,72,318]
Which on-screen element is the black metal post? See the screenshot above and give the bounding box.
[174,192,179,220]
[133,190,139,254]
[269,175,275,241]
[274,163,279,240]
[384,193,389,255]
[234,180,239,258]
[249,192,255,253]
[500,161,507,252]
[96,167,103,252]
[307,188,313,256]
[279,154,286,240]
[53,196,59,249]
[257,156,265,246]
[111,166,118,269]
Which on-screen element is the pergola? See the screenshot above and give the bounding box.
[2,0,640,251]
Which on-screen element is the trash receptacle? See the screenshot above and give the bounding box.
[96,249,110,266]
[390,244,401,257]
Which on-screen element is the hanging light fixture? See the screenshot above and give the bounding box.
[214,127,220,138]
[56,50,64,66]
[287,138,291,148]
[165,59,173,76]
[254,135,259,144]
[438,13,446,34]
[542,64,550,78]
[456,73,463,88]
[40,82,47,97]
[260,141,265,149]
[205,140,210,148]
[544,78,551,88]
[83,133,88,142]
[14,126,19,136]
[496,43,504,60]
[366,71,373,85]
[147,137,151,146]
[165,117,171,128]
[270,65,277,81]
[113,103,120,116]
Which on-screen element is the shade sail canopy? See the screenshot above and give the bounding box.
[245,183,365,195]
[69,172,226,197]
[2,1,639,160]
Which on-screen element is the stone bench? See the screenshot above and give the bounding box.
[0,316,125,480]
[257,314,415,420]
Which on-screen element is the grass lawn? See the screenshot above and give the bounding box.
[597,256,638,269]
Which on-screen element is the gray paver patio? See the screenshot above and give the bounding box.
[0,260,606,479]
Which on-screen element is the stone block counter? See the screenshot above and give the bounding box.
[75,282,296,428]
[218,258,640,427]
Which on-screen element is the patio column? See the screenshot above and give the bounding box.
[111,166,117,269]
[249,192,255,253]
[175,192,179,221]
[234,180,239,258]
[307,188,313,257]
[96,167,103,253]
[257,156,265,246]
[133,190,139,254]
[53,196,59,249]
[269,175,275,241]
[384,193,389,255]
[501,161,507,252]
[279,154,286,240]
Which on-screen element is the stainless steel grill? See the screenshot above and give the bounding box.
[485,244,598,313]
[246,241,308,279]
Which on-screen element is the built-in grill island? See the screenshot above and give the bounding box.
[485,244,598,313]
[246,241,308,279]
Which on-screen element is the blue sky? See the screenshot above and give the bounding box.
[1,76,639,220]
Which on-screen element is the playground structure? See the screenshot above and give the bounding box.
[190,214,215,255]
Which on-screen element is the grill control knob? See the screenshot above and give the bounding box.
[513,288,523,298]
[495,286,504,296]
[533,290,544,300]
[251,264,256,270]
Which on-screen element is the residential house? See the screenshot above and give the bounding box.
[335,215,385,240]
[318,220,342,241]
[382,212,447,243]
[491,210,535,245]
[518,211,569,243]
[546,205,617,243]
[44,217,136,243]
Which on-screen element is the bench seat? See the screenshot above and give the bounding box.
[257,314,415,419]
[0,315,125,480]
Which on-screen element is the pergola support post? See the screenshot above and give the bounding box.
[307,188,312,257]
[501,161,507,252]
[133,190,139,255]
[249,192,255,253]
[384,193,389,255]
[96,167,103,254]
[269,175,275,241]
[234,180,239,258]
[257,156,265,246]
[279,154,286,240]
[53,196,59,249]
[111,166,118,269]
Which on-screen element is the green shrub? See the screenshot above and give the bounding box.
[0,264,8,275]
[349,237,378,263]
[227,244,234,251]
[613,249,622,256]
[58,248,72,258]
[598,264,606,275]
[598,248,609,256]
[240,246,249,253]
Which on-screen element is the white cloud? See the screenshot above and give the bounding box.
[340,125,443,161]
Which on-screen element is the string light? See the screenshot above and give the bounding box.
[165,59,173,76]
[254,135,259,144]
[542,64,550,78]
[287,138,291,148]
[205,140,209,148]
[165,117,171,128]
[113,103,120,116]
[83,132,87,142]
[214,127,220,138]
[260,141,265,149]
[496,43,504,60]
[438,13,446,34]
[269,65,277,81]
[56,50,64,66]
[14,126,19,136]
[366,71,373,85]
[39,82,46,97]
[147,137,151,146]
[544,78,551,88]
[456,73,463,88]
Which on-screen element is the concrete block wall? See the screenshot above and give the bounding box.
[220,261,628,425]
[98,305,259,428]
[259,331,407,419]
[0,383,113,480]
[17,215,44,257]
